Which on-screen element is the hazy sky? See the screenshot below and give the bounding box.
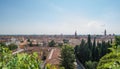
[0,0,120,35]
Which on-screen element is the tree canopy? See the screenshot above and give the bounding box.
[0,45,41,69]
[49,40,56,47]
[97,36,120,69]
[74,35,112,69]
[8,43,18,50]
[60,44,75,69]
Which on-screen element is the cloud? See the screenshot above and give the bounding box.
[31,8,107,35]
[1,0,120,35]
[38,17,106,34]
[84,21,105,34]
[87,21,105,28]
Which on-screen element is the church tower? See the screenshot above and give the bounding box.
[104,29,106,36]
[75,31,77,38]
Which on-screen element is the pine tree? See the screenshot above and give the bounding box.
[60,44,75,69]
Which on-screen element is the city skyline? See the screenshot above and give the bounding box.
[0,0,120,35]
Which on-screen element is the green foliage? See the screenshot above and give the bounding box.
[7,53,41,69]
[86,35,93,60]
[115,36,120,46]
[29,41,33,47]
[75,37,92,64]
[0,43,67,69]
[85,61,98,69]
[45,64,56,69]
[75,35,112,69]
[92,37,96,61]
[60,44,75,69]
[63,39,69,44]
[58,43,63,47]
[42,51,46,60]
[87,34,92,50]
[0,42,7,47]
[27,38,30,42]
[8,43,18,50]
[0,47,12,69]
[75,39,91,63]
[49,40,56,47]
[97,36,120,69]
[45,63,65,69]
[0,46,42,69]
[97,50,120,69]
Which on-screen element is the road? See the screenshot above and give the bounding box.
[74,49,85,69]
[48,49,54,59]
[76,58,85,69]
[41,48,55,69]
[12,49,24,55]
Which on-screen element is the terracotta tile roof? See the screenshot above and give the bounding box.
[46,48,61,65]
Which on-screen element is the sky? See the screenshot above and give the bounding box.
[0,0,120,35]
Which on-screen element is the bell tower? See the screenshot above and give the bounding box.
[75,31,77,38]
[104,29,106,36]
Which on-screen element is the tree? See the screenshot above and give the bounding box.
[42,51,46,61]
[0,46,42,69]
[0,44,67,69]
[87,34,92,60]
[115,36,120,48]
[49,40,56,47]
[97,36,120,69]
[27,38,30,42]
[45,63,65,69]
[75,39,91,64]
[85,61,98,69]
[97,48,120,69]
[0,42,7,47]
[29,41,33,47]
[63,39,69,44]
[92,37,96,61]
[94,46,99,61]
[110,38,113,44]
[60,44,75,69]
[98,41,105,58]
[87,34,92,50]
[8,43,18,50]
[74,35,112,68]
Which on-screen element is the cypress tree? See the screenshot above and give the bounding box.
[92,37,96,61]
[87,34,92,60]
[94,46,99,61]
[88,34,92,50]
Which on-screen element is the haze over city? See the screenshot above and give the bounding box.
[0,0,120,35]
